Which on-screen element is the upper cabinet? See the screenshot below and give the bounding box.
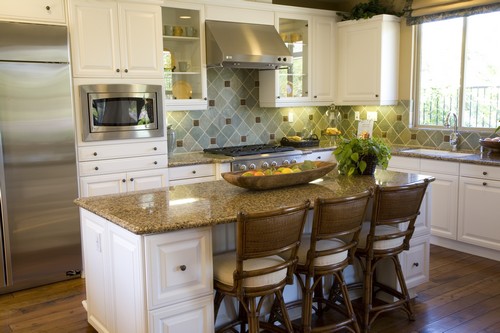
[162,1,207,111]
[336,14,400,106]
[69,0,163,79]
[259,12,337,107]
[0,0,66,24]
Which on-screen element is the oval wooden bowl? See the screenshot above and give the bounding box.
[221,161,337,190]
[479,139,500,152]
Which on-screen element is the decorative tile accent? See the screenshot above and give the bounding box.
[283,115,289,122]
[193,119,199,126]
[176,140,183,147]
[224,81,230,87]
[210,137,216,144]
[241,135,246,142]
[209,100,215,107]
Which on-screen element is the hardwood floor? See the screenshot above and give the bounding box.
[0,245,499,333]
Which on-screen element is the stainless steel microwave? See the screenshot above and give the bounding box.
[80,84,164,141]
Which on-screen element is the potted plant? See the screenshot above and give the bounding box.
[334,134,391,176]
[338,0,403,21]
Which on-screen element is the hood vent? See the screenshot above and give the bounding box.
[205,20,292,70]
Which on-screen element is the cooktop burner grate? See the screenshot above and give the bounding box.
[203,144,295,157]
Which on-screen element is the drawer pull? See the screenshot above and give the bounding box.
[116,68,120,73]
[94,166,99,171]
[130,178,134,182]
[192,170,196,174]
[180,265,187,271]
[483,171,488,176]
[483,182,487,186]
[122,179,126,183]
[317,156,321,159]
[93,152,97,156]
[124,69,128,73]
[412,262,419,267]
[45,5,51,11]
[153,147,157,151]
[154,161,158,165]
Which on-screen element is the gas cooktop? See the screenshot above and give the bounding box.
[203,144,295,157]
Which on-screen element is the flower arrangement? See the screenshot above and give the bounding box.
[334,132,391,176]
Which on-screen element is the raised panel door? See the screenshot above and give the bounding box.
[428,174,459,239]
[311,16,336,103]
[128,169,168,191]
[80,173,127,197]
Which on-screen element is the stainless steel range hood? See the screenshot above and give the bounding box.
[205,20,292,70]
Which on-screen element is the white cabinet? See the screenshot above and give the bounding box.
[259,11,337,107]
[401,236,430,288]
[80,210,146,333]
[420,160,459,240]
[162,2,207,111]
[306,149,335,162]
[168,163,215,186]
[336,14,400,106]
[458,164,500,251]
[0,0,66,24]
[78,141,168,197]
[69,0,163,78]
[80,209,214,333]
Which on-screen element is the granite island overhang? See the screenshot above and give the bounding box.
[74,169,435,235]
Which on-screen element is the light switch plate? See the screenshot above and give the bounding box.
[367,111,378,122]
[354,111,360,121]
[288,112,294,122]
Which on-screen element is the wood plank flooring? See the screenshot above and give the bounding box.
[0,245,499,333]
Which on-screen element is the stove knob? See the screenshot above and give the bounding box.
[271,161,278,167]
[261,162,270,169]
[282,160,290,166]
[291,159,298,164]
[239,164,247,171]
[249,163,256,170]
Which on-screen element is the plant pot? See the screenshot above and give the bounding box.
[359,154,378,175]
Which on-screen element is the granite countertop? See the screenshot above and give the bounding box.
[391,146,500,166]
[74,169,433,235]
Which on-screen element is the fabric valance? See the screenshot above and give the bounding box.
[405,0,500,25]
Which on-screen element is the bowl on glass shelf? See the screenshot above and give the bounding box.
[479,138,500,153]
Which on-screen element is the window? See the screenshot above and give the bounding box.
[415,11,500,130]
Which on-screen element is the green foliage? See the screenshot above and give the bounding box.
[339,0,403,21]
[334,136,391,176]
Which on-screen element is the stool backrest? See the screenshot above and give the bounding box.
[307,189,373,273]
[368,179,430,256]
[235,200,310,289]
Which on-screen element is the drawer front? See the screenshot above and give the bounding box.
[145,228,213,309]
[79,141,167,161]
[460,163,500,180]
[389,156,420,172]
[420,159,459,175]
[168,164,216,180]
[79,155,168,176]
[402,237,429,289]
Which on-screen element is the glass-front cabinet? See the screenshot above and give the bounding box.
[259,13,311,107]
[162,2,207,111]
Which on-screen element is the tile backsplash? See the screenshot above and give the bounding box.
[166,68,490,154]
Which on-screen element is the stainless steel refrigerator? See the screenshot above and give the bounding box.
[0,21,81,293]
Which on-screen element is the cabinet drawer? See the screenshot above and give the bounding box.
[420,159,459,175]
[145,228,213,309]
[389,156,420,172]
[460,163,500,180]
[168,164,216,180]
[79,141,167,161]
[79,155,167,176]
[402,237,429,289]
[307,151,335,162]
[0,0,66,24]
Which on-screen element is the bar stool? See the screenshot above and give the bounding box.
[355,180,430,333]
[213,200,310,333]
[293,190,373,333]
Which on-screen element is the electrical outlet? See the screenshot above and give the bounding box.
[288,112,294,122]
[367,111,378,122]
[354,111,360,121]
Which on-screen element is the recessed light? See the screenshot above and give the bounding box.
[179,15,191,19]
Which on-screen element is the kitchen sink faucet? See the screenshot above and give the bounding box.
[444,112,459,151]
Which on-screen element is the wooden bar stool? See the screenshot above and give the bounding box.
[355,180,430,333]
[213,201,310,333]
[292,190,373,333]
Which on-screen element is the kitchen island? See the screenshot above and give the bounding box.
[75,169,434,333]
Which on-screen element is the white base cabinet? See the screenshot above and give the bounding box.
[80,209,214,333]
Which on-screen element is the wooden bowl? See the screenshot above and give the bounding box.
[479,139,500,152]
[221,161,337,190]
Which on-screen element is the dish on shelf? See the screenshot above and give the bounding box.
[286,81,293,97]
[172,80,192,99]
[221,161,337,190]
[163,48,175,71]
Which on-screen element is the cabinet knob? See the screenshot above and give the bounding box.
[153,147,157,151]
[204,97,208,100]
[93,152,97,156]
[94,166,99,171]
[45,5,51,11]
[314,95,317,99]
[124,69,128,73]
[192,170,196,174]
[116,69,120,73]
[122,179,126,183]
[317,156,321,159]
[412,262,419,267]
[375,94,379,97]
[483,182,487,186]
[154,161,158,165]
[277,96,280,99]
[180,265,187,271]
[483,171,488,175]
[130,178,134,182]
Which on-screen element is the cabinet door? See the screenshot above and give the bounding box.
[69,0,121,77]
[128,168,168,191]
[311,15,336,103]
[0,0,66,24]
[80,173,127,197]
[119,3,163,78]
[145,228,213,309]
[149,295,214,333]
[428,174,459,239]
[162,3,208,111]
[401,236,430,289]
[80,210,111,333]
[458,177,500,251]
